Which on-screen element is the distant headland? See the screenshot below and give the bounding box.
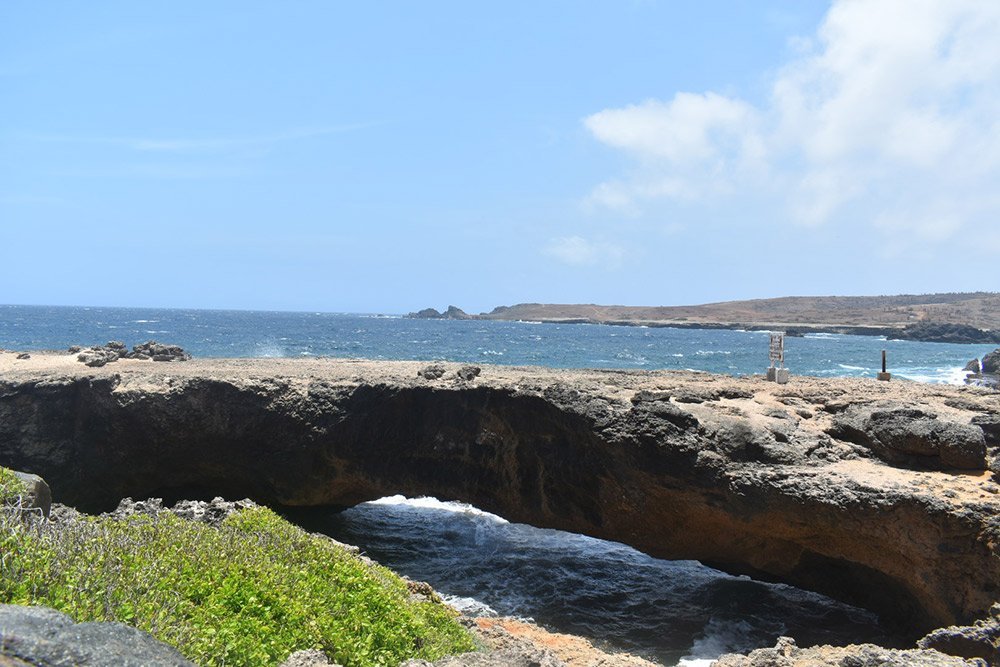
[408,292,1000,344]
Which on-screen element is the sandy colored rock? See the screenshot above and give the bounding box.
[0,352,998,639]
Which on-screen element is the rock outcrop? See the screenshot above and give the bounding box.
[918,604,1000,665]
[714,636,983,667]
[8,471,52,518]
[1,355,999,641]
[888,322,1000,344]
[983,349,1000,375]
[407,306,474,320]
[828,406,988,470]
[0,604,195,667]
[76,341,190,367]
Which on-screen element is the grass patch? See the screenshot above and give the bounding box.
[0,467,27,505]
[0,485,474,666]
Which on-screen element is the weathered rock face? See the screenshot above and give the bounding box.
[0,357,998,640]
[828,406,988,470]
[918,603,1000,665]
[983,349,1000,375]
[714,636,982,667]
[0,604,194,667]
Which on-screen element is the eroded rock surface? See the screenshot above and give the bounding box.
[713,636,984,667]
[0,604,194,667]
[0,353,998,640]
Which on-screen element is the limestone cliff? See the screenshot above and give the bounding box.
[0,352,998,640]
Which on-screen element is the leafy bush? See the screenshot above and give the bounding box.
[0,467,27,504]
[0,498,473,666]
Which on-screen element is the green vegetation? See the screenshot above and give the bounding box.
[0,479,474,666]
[0,467,27,504]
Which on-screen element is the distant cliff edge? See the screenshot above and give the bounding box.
[406,293,1000,344]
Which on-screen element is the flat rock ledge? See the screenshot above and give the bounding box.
[1,353,999,652]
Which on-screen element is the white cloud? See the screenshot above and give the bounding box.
[584,0,1000,243]
[544,236,625,268]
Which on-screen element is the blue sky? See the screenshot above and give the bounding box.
[2,1,997,313]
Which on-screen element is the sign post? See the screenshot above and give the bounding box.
[877,350,891,381]
[766,333,789,384]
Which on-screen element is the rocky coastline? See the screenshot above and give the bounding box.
[1,351,999,665]
[407,296,1000,345]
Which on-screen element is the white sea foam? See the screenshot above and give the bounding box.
[837,364,867,371]
[896,366,969,385]
[680,618,774,666]
[440,594,499,617]
[366,495,509,523]
[254,343,287,358]
[133,319,158,323]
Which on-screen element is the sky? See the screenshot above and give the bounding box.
[2,1,998,314]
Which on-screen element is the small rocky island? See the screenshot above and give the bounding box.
[1,351,998,665]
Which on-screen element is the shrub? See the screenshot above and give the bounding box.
[0,467,27,504]
[0,496,473,666]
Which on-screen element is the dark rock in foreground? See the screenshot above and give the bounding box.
[0,604,194,667]
[919,604,1000,665]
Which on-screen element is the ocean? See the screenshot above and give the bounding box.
[0,304,992,382]
[2,304,991,665]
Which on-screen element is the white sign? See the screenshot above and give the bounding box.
[769,333,784,367]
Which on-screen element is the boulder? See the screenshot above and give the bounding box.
[418,364,447,380]
[76,342,127,367]
[128,341,190,362]
[971,415,1000,445]
[279,649,342,667]
[982,349,1000,375]
[919,604,1000,665]
[829,406,988,470]
[0,604,195,666]
[456,365,481,381]
[10,471,51,518]
[964,358,981,374]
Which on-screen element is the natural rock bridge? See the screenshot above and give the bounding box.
[1,354,998,640]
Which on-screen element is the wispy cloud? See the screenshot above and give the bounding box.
[584,0,1000,249]
[543,235,626,268]
[25,122,381,154]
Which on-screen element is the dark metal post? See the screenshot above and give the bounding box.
[878,350,891,381]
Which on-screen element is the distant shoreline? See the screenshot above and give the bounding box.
[408,293,1000,344]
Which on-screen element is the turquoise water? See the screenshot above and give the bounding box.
[1,304,993,383]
